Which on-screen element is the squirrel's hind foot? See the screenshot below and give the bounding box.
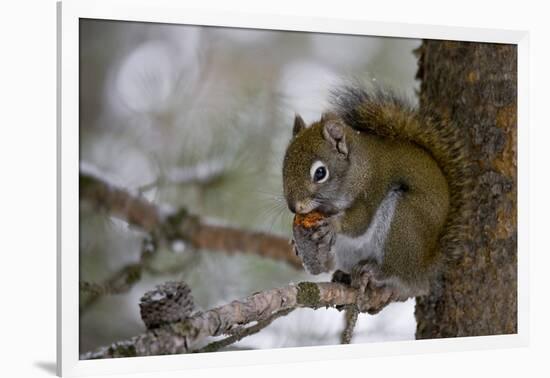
[350,261,408,314]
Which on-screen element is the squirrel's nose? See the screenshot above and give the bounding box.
[288,202,297,214]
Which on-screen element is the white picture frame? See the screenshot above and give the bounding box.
[57,0,529,376]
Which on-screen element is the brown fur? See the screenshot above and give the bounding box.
[283,85,473,294]
[331,86,473,260]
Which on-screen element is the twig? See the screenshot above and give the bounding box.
[79,237,156,313]
[79,263,142,299]
[340,305,360,344]
[195,308,295,353]
[80,281,358,359]
[80,172,301,269]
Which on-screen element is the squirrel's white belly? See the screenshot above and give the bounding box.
[333,190,400,273]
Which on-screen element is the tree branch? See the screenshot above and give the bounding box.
[80,281,357,359]
[340,305,359,344]
[80,172,301,269]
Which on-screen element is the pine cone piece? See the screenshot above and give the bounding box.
[139,281,195,329]
[293,211,326,229]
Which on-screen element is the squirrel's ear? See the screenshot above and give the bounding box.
[322,120,348,157]
[292,114,306,137]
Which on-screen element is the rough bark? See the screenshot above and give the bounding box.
[415,41,517,338]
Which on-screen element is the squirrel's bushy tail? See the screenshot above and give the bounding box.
[331,85,473,258]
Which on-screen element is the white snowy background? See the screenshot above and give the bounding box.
[78,19,421,354]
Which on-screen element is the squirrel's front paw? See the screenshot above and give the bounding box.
[293,217,336,274]
[350,262,404,314]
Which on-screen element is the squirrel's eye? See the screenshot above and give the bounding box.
[310,161,329,183]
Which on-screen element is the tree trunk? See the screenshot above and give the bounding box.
[415,41,517,338]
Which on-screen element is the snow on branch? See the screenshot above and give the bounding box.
[79,171,302,269]
[81,281,358,359]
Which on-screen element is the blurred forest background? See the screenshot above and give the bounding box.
[79,19,421,353]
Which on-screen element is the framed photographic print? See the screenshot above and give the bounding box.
[57,0,529,376]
